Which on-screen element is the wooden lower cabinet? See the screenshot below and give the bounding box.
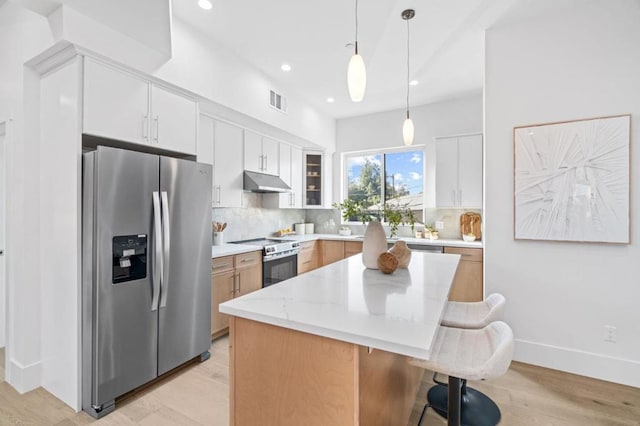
[444,247,483,302]
[211,251,262,339]
[297,240,319,274]
[344,241,363,258]
[321,240,345,266]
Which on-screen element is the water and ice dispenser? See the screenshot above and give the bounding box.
[112,235,147,284]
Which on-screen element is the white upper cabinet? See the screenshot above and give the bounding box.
[83,58,197,155]
[213,119,244,208]
[243,130,279,175]
[150,85,197,154]
[265,144,303,209]
[261,136,279,176]
[289,145,303,208]
[435,134,483,208]
[84,58,149,145]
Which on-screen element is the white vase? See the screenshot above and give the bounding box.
[362,221,387,269]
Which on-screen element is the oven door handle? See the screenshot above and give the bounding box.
[263,251,299,262]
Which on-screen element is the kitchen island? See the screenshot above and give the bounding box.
[220,252,460,425]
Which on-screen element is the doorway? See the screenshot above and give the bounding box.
[0,121,6,382]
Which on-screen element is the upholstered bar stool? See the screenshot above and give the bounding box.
[441,293,506,329]
[411,321,514,426]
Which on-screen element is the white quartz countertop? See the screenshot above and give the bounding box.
[275,233,483,248]
[219,252,461,360]
[211,244,261,258]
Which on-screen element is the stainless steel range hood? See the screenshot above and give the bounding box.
[243,170,290,193]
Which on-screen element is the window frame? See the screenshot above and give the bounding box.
[341,145,426,225]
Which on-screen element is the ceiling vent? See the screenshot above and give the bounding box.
[269,89,288,113]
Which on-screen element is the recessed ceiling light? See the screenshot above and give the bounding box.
[409,80,419,86]
[198,0,213,10]
[281,63,292,72]
[326,97,335,103]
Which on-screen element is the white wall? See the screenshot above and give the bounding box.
[0,2,55,392]
[154,18,336,153]
[335,95,483,205]
[485,0,640,387]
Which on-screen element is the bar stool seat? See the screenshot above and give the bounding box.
[410,321,514,426]
[441,293,506,329]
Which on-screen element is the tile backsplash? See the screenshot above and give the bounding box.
[213,193,305,242]
[213,194,482,242]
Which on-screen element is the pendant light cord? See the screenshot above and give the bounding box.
[354,0,359,54]
[406,17,411,119]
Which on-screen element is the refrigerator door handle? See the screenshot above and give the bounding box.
[160,191,171,308]
[152,191,163,311]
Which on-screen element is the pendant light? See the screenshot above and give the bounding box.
[347,0,366,102]
[401,9,415,146]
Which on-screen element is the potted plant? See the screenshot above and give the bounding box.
[333,199,416,238]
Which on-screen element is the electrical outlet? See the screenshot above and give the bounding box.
[604,325,617,343]
[435,221,445,230]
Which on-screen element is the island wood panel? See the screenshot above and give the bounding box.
[229,317,423,426]
[444,247,483,302]
[358,346,424,426]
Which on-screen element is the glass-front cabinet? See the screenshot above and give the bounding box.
[304,152,323,207]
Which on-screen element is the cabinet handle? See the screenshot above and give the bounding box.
[216,185,221,204]
[264,155,268,171]
[143,115,148,141]
[259,155,264,171]
[153,115,159,142]
[458,189,462,206]
[235,273,241,293]
[451,190,456,205]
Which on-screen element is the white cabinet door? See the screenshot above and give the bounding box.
[261,136,279,176]
[151,85,197,154]
[198,115,215,206]
[436,138,459,208]
[214,120,244,208]
[243,130,262,173]
[457,134,483,208]
[83,58,149,144]
[290,146,303,208]
[278,144,293,207]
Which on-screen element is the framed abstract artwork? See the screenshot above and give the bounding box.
[514,115,630,243]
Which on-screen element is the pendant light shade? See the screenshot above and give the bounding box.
[401,9,415,145]
[403,116,415,146]
[348,50,366,102]
[347,0,366,102]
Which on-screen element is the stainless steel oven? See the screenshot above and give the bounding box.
[230,238,300,287]
[263,250,298,287]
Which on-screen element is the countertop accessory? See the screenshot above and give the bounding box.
[362,220,387,269]
[460,212,481,240]
[308,185,316,190]
[462,234,476,242]
[388,240,411,268]
[378,252,398,274]
[305,223,315,234]
[339,227,352,236]
[213,232,224,246]
[294,223,306,235]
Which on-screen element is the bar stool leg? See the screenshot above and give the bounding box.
[448,376,462,426]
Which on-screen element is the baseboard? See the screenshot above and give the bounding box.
[515,339,640,388]
[7,358,41,394]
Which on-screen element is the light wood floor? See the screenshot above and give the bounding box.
[0,337,639,425]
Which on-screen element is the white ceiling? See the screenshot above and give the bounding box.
[172,0,520,119]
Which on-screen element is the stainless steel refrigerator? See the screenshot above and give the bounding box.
[82,146,212,418]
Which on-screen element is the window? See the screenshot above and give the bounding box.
[344,148,425,223]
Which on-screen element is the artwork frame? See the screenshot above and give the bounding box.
[513,114,630,243]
